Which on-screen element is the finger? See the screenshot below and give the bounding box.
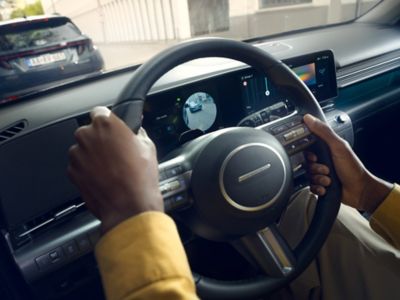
[310,185,327,196]
[138,127,149,138]
[306,152,318,162]
[74,125,91,147]
[68,144,84,169]
[308,162,330,175]
[310,174,332,187]
[303,114,341,148]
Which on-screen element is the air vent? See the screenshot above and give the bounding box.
[0,120,27,143]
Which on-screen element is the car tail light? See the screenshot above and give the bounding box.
[87,40,94,52]
[77,44,85,55]
[0,60,12,70]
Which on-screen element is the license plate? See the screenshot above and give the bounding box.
[26,52,66,67]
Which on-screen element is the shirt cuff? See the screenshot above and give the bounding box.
[370,184,400,248]
[95,211,194,300]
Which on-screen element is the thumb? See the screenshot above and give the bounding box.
[303,114,340,148]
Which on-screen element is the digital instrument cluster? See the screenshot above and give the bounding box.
[143,50,337,158]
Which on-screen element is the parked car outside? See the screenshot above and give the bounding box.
[188,100,203,113]
[0,15,104,102]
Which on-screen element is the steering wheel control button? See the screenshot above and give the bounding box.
[160,180,181,194]
[159,169,167,182]
[260,110,269,122]
[220,143,287,211]
[283,131,296,141]
[160,165,185,182]
[271,124,288,135]
[164,193,190,213]
[279,124,310,146]
[285,135,316,155]
[285,116,303,128]
[166,165,184,177]
[269,102,288,117]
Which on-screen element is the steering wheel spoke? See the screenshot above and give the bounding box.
[257,111,316,156]
[232,224,296,277]
[158,156,193,213]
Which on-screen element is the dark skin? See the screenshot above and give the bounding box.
[304,114,393,213]
[67,108,393,233]
[67,108,163,233]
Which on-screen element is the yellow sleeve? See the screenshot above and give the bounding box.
[95,211,198,300]
[370,184,400,249]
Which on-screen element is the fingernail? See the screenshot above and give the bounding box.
[304,114,316,123]
[91,106,111,120]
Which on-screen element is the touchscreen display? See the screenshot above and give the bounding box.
[292,63,317,86]
[240,50,337,116]
[286,50,337,103]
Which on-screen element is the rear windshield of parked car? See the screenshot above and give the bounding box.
[0,19,82,53]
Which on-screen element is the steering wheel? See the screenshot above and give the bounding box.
[112,38,341,299]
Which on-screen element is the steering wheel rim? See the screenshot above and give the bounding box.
[113,38,341,299]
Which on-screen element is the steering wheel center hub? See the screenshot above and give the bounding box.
[220,143,287,211]
[186,127,292,239]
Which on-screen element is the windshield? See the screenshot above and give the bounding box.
[0,0,383,103]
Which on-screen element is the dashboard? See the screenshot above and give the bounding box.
[144,50,337,158]
[0,20,399,300]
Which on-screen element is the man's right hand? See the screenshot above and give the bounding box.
[68,107,163,233]
[303,114,393,213]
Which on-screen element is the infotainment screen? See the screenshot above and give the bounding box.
[285,50,337,103]
[239,50,337,116]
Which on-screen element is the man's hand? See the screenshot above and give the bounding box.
[68,107,163,233]
[304,114,393,213]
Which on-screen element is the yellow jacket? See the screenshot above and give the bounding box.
[95,185,400,300]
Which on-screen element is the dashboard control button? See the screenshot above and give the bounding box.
[63,241,79,257]
[76,235,91,252]
[49,249,61,261]
[88,230,101,246]
[36,254,50,270]
[336,114,349,124]
[47,248,64,265]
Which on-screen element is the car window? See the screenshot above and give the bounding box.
[0,22,81,52]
